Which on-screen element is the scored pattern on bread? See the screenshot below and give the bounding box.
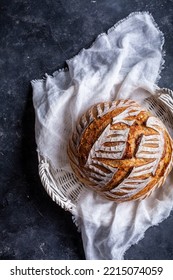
[107,129,164,200]
[74,99,139,146]
[68,99,173,202]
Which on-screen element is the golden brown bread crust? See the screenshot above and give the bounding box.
[68,99,173,202]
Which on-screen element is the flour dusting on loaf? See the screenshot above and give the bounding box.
[68,99,173,202]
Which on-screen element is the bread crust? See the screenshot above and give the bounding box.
[68,99,173,202]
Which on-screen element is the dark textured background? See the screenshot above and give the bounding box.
[0,0,173,260]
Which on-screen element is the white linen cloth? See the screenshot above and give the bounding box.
[32,12,173,259]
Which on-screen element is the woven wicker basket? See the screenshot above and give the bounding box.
[38,88,173,214]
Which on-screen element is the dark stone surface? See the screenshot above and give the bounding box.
[0,0,173,260]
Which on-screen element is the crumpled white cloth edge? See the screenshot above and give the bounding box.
[32,11,165,85]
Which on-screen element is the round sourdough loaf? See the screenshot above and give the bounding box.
[68,99,173,202]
